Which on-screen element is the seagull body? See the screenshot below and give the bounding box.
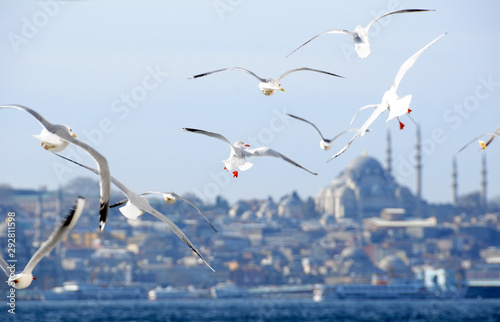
[287,9,434,59]
[188,67,343,96]
[0,104,110,231]
[0,197,85,289]
[180,128,317,177]
[329,33,446,160]
[53,154,215,271]
[457,131,500,154]
[286,113,371,150]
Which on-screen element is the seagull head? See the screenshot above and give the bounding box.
[234,141,250,149]
[162,193,178,205]
[62,125,77,138]
[8,273,35,289]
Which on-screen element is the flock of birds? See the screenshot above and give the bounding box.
[1,8,499,290]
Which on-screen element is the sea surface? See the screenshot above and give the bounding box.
[4,298,500,321]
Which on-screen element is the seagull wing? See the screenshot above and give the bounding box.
[457,132,500,154]
[391,33,446,91]
[350,104,378,125]
[329,106,385,161]
[180,128,235,153]
[277,67,344,82]
[484,125,500,147]
[245,147,317,175]
[366,9,435,32]
[23,197,85,275]
[144,206,215,272]
[331,128,372,142]
[188,67,265,82]
[287,113,327,141]
[286,29,353,57]
[0,257,9,277]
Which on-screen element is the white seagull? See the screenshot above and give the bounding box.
[329,33,446,161]
[0,197,85,289]
[188,67,343,96]
[287,113,371,150]
[457,129,500,154]
[110,191,217,233]
[53,153,216,272]
[180,128,317,177]
[287,9,434,59]
[0,104,111,231]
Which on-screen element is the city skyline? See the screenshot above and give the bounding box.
[0,1,499,205]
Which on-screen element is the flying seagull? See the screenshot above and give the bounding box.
[0,197,85,289]
[0,104,110,231]
[188,67,343,96]
[287,9,434,59]
[457,130,500,154]
[53,153,215,272]
[287,113,371,150]
[329,33,446,160]
[180,127,317,177]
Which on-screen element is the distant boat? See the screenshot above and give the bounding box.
[313,279,436,301]
[148,285,210,300]
[210,282,249,299]
[42,281,147,301]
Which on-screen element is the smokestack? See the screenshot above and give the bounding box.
[452,155,458,205]
[481,152,487,212]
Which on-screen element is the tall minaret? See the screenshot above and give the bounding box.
[452,155,458,205]
[386,127,392,177]
[415,124,422,217]
[481,152,488,212]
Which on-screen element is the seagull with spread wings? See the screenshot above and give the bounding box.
[189,67,343,96]
[287,9,434,59]
[0,104,110,231]
[0,197,85,289]
[53,153,216,271]
[329,33,446,160]
[180,128,317,177]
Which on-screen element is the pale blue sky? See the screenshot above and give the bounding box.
[0,1,499,205]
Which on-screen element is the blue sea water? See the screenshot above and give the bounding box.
[4,298,500,321]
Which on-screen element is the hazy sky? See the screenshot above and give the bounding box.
[0,1,499,205]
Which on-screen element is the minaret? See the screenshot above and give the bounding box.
[481,152,487,213]
[386,127,392,177]
[415,124,422,217]
[452,155,458,205]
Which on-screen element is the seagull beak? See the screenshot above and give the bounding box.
[280,88,285,92]
[72,133,77,138]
